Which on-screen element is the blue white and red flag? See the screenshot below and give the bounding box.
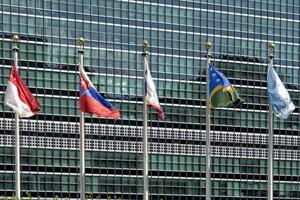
[80,67,120,119]
[144,58,164,120]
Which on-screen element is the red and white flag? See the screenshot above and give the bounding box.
[4,65,40,118]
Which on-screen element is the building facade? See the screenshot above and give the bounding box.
[0,0,299,199]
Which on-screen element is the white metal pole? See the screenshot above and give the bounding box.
[267,42,275,200]
[12,35,21,199]
[205,41,212,200]
[142,40,149,200]
[78,37,85,200]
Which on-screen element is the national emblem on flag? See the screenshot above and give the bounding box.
[79,67,120,119]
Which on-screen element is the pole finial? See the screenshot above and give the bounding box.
[268,42,275,60]
[268,42,275,50]
[205,41,212,49]
[142,40,148,48]
[78,37,85,46]
[12,35,19,44]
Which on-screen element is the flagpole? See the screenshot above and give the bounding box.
[205,41,212,200]
[78,37,85,200]
[142,40,149,200]
[267,42,275,200]
[12,35,21,199]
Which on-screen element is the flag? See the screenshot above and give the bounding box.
[209,64,243,109]
[144,58,164,120]
[4,65,40,118]
[79,67,120,119]
[267,64,295,119]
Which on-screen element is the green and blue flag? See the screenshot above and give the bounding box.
[209,64,243,109]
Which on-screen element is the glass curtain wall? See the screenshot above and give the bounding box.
[0,0,299,199]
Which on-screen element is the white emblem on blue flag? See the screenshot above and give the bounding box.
[267,64,295,119]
